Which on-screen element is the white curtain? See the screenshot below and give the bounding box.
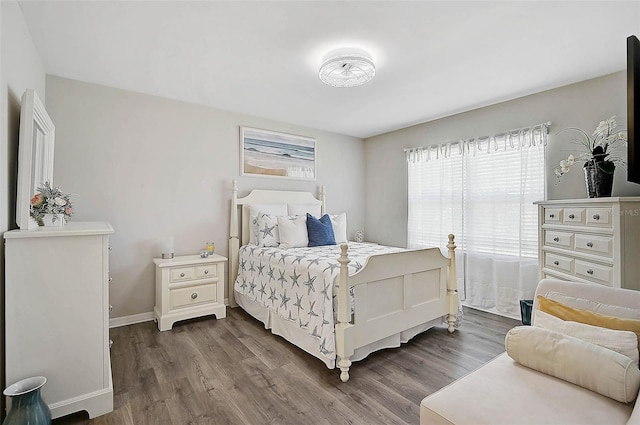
[407,123,548,317]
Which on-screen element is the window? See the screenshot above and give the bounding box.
[406,123,548,317]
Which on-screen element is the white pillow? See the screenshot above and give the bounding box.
[505,326,640,403]
[288,203,322,217]
[534,310,639,363]
[248,203,287,245]
[256,213,280,247]
[330,213,347,243]
[278,215,308,249]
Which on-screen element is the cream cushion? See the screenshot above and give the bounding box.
[505,326,640,403]
[420,352,634,425]
[277,215,308,249]
[534,310,639,363]
[329,213,348,244]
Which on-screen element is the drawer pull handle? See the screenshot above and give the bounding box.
[191,292,198,300]
[586,242,594,248]
[549,213,555,218]
[109,304,113,312]
[180,272,185,278]
[204,270,209,275]
[587,269,594,275]
[108,246,112,251]
[593,214,600,220]
[568,214,575,219]
[553,237,560,242]
[553,261,559,266]
[109,339,113,349]
[109,277,113,283]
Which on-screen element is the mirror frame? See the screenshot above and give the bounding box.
[16,89,55,230]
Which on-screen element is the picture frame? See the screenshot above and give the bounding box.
[16,89,55,230]
[240,127,316,180]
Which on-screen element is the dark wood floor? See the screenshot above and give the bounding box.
[53,307,518,425]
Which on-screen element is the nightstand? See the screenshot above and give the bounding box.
[153,254,227,331]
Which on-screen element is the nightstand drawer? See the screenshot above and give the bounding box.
[544,230,573,249]
[544,208,562,223]
[544,253,573,273]
[170,283,216,309]
[574,234,613,257]
[574,260,613,285]
[195,265,217,278]
[170,267,195,282]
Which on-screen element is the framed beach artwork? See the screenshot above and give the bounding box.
[240,127,316,180]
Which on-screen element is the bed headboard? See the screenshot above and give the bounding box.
[228,179,325,306]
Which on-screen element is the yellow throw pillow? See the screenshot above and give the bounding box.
[537,295,640,352]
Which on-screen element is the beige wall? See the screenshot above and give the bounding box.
[364,71,640,247]
[46,75,366,320]
[1,0,46,411]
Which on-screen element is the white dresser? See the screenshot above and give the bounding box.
[535,198,640,290]
[153,254,226,331]
[4,222,114,419]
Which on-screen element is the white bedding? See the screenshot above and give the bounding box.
[234,242,405,366]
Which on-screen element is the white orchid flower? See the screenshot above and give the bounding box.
[566,154,575,165]
[54,197,67,206]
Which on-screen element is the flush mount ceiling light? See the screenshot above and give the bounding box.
[319,48,376,88]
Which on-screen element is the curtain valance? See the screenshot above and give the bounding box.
[405,121,551,164]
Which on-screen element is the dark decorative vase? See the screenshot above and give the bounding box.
[584,163,614,198]
[3,376,51,425]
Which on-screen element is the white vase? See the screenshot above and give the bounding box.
[42,213,65,227]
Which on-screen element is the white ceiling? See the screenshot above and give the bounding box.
[17,1,640,139]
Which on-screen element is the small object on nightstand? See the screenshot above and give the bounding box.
[206,241,215,254]
[199,250,209,258]
[153,253,227,331]
[161,236,174,259]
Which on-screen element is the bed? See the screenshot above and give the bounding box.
[229,180,459,382]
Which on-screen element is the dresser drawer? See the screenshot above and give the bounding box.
[195,264,217,278]
[574,260,613,285]
[170,267,195,282]
[170,283,217,309]
[544,208,562,224]
[562,208,585,225]
[586,207,613,228]
[544,231,573,249]
[544,253,573,273]
[574,234,613,257]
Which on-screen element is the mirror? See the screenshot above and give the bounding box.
[16,89,55,230]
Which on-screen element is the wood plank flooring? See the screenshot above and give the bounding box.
[53,307,518,425]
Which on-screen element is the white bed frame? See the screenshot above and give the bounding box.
[229,180,458,382]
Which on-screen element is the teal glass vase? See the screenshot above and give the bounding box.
[3,376,51,425]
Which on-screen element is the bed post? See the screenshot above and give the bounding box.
[447,234,458,333]
[335,244,353,382]
[319,185,326,215]
[229,180,239,308]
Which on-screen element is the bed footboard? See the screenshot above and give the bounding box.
[335,235,457,382]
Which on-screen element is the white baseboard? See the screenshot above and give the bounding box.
[109,311,155,328]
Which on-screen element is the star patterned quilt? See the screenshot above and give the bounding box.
[234,242,405,365]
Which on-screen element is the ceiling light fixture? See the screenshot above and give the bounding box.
[319,48,376,88]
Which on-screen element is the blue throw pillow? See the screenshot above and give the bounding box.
[306,213,336,247]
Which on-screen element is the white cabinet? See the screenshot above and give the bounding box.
[153,254,226,331]
[4,222,114,419]
[535,198,640,290]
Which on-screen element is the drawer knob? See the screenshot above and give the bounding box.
[109,304,113,312]
[553,237,560,242]
[109,339,113,349]
[586,242,594,248]
[191,292,198,300]
[568,214,575,219]
[180,272,185,278]
[593,214,600,220]
[204,270,209,275]
[549,213,555,218]
[109,277,113,283]
[108,246,112,251]
[553,261,559,266]
[587,269,594,275]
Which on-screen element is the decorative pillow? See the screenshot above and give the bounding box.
[329,213,348,244]
[306,213,336,247]
[534,310,639,363]
[505,326,640,403]
[538,295,640,351]
[543,291,640,321]
[256,213,280,247]
[288,203,322,218]
[278,215,308,249]
[248,203,287,245]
